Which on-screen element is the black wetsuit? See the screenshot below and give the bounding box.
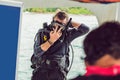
[31,24,89,80]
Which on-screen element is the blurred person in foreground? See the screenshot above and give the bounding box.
[31,10,89,80]
[72,21,120,80]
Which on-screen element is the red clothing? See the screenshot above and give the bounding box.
[85,65,120,76]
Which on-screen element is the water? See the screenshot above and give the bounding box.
[16,12,98,80]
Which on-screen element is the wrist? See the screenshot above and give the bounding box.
[48,39,54,45]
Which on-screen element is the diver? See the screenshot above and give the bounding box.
[31,10,89,80]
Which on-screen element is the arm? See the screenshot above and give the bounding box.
[40,39,53,51]
[67,23,89,42]
[41,26,63,51]
[34,37,53,57]
[71,21,81,29]
[34,26,63,57]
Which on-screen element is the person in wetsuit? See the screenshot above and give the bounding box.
[31,11,89,80]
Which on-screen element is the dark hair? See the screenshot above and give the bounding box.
[83,21,120,65]
[53,11,68,20]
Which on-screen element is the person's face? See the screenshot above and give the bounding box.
[52,16,68,31]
